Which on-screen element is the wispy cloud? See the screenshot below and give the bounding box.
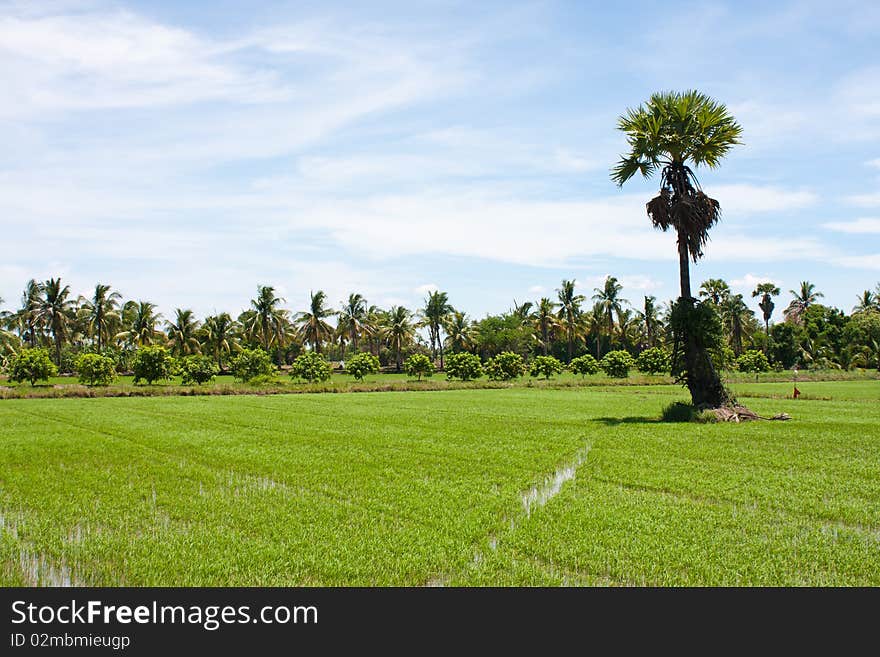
[822,218,880,233]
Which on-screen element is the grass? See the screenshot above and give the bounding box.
[1,381,878,586]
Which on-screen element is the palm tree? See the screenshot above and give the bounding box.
[612,90,743,407]
[36,278,75,365]
[118,301,163,347]
[853,290,878,314]
[751,282,780,349]
[585,303,605,358]
[785,281,823,324]
[698,279,731,305]
[556,279,584,362]
[720,294,754,357]
[15,279,43,348]
[592,276,627,354]
[383,306,414,371]
[166,309,201,356]
[246,286,288,351]
[202,313,237,371]
[79,283,122,352]
[338,293,368,353]
[531,298,558,356]
[615,308,640,351]
[637,295,661,349]
[295,290,335,353]
[420,291,453,368]
[443,311,475,354]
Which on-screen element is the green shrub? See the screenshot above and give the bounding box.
[179,355,219,385]
[636,347,670,374]
[246,374,278,386]
[600,350,635,378]
[346,352,381,381]
[569,354,600,377]
[231,348,276,383]
[7,348,57,385]
[736,349,770,373]
[404,353,434,381]
[290,350,332,383]
[661,401,697,422]
[485,351,525,381]
[132,346,174,385]
[444,352,483,381]
[529,355,564,379]
[75,353,117,386]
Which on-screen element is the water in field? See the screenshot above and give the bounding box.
[521,446,591,517]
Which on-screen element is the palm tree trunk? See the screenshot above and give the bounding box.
[764,318,770,353]
[677,233,692,300]
[541,323,548,356]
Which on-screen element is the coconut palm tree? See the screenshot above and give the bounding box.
[117,301,163,347]
[698,279,731,306]
[556,279,584,362]
[443,311,475,354]
[637,295,661,349]
[36,278,76,365]
[338,293,368,353]
[79,283,123,352]
[246,285,288,351]
[420,291,453,367]
[612,90,743,407]
[201,313,237,371]
[853,290,878,314]
[720,294,754,357]
[592,276,627,354]
[751,282,780,349]
[383,306,414,371]
[531,298,558,356]
[615,308,640,351]
[295,290,335,353]
[15,279,43,348]
[784,281,823,324]
[166,308,201,356]
[585,303,605,359]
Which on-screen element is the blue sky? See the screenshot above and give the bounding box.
[1,0,878,323]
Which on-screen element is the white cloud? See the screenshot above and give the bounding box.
[867,158,880,169]
[832,254,880,270]
[705,184,817,215]
[822,218,880,233]
[527,285,546,294]
[731,273,777,289]
[414,283,439,295]
[846,192,880,208]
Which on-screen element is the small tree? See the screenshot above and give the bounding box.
[600,350,635,378]
[636,347,670,374]
[75,353,117,386]
[231,348,275,383]
[404,353,434,381]
[569,354,600,377]
[445,352,483,381]
[7,348,57,385]
[132,346,174,384]
[529,355,564,379]
[179,355,219,385]
[736,349,769,373]
[346,352,380,381]
[290,350,332,383]
[485,351,525,381]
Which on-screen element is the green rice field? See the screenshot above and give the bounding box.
[1,380,878,586]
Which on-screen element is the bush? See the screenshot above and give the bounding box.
[7,348,57,385]
[404,353,434,381]
[636,347,669,374]
[179,355,219,385]
[75,353,117,386]
[289,350,332,383]
[661,401,697,422]
[600,350,635,378]
[736,349,770,373]
[444,352,483,381]
[346,352,381,381]
[529,355,564,379]
[485,351,525,381]
[569,354,600,377]
[231,348,276,383]
[132,346,174,385]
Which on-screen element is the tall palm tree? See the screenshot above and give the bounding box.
[853,290,878,314]
[720,294,754,356]
[751,282,780,349]
[637,295,661,349]
[36,278,75,365]
[531,298,558,356]
[166,308,201,356]
[383,306,415,371]
[420,291,453,367]
[592,276,627,354]
[247,285,288,351]
[615,308,640,351]
[201,313,237,371]
[443,311,475,354]
[16,279,43,348]
[784,281,823,324]
[118,301,163,347]
[585,303,605,359]
[338,293,368,353]
[295,290,335,353]
[79,283,122,352]
[612,90,743,408]
[698,279,731,305]
[556,279,584,362]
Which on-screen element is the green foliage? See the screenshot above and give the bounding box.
[485,351,525,381]
[569,354,600,377]
[7,348,57,385]
[736,349,769,373]
[770,323,801,369]
[669,299,724,383]
[600,350,635,378]
[179,355,219,385]
[75,353,117,386]
[231,348,276,383]
[444,352,483,381]
[661,401,697,423]
[472,314,532,359]
[529,355,564,379]
[132,346,174,385]
[404,353,434,381]
[346,352,380,381]
[635,347,669,374]
[289,350,332,383]
[711,346,737,372]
